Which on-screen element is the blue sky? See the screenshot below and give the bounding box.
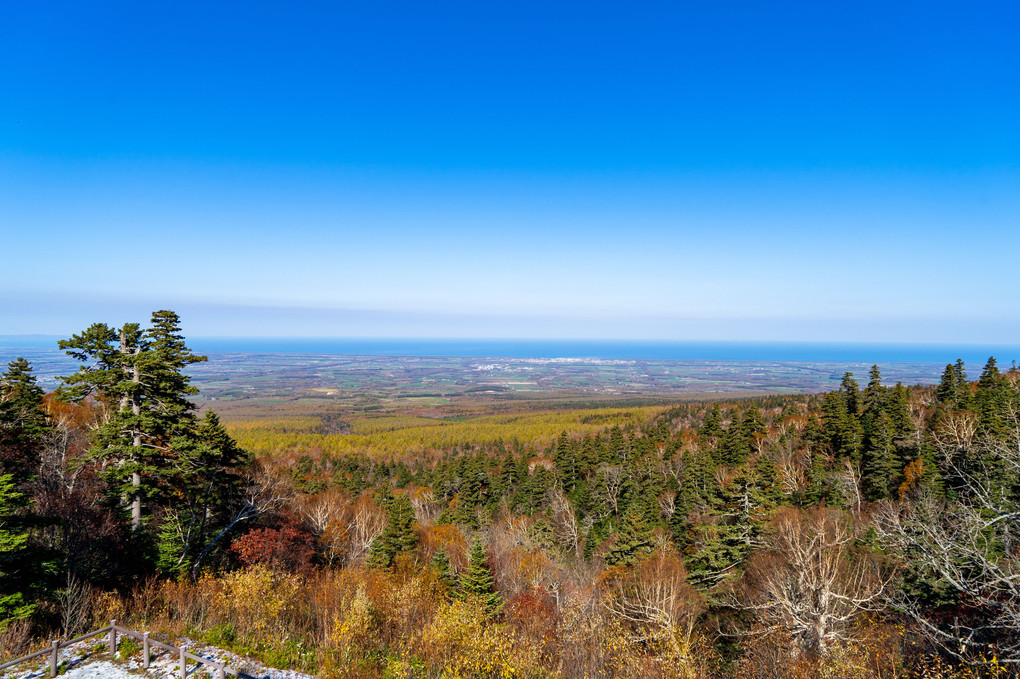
[2,1,1018,342]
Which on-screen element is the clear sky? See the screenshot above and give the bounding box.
[2,1,1018,342]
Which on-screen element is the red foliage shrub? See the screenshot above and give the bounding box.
[506,587,558,645]
[229,526,315,573]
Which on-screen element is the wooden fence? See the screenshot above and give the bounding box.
[0,620,256,678]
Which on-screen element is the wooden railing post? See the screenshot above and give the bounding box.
[48,640,59,677]
[0,623,238,678]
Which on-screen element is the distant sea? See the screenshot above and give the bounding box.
[175,339,1019,366]
[1,336,1017,367]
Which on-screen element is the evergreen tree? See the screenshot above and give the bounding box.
[0,473,32,626]
[861,365,886,416]
[863,411,899,501]
[368,493,419,568]
[458,538,503,615]
[803,453,829,505]
[821,392,861,459]
[553,431,578,490]
[608,427,629,464]
[683,517,745,589]
[975,357,1009,438]
[954,359,972,409]
[935,363,960,406]
[887,382,914,440]
[58,311,206,532]
[740,406,768,441]
[431,547,457,591]
[699,404,724,441]
[160,411,253,576]
[0,358,49,484]
[802,414,826,452]
[840,372,860,416]
[492,453,518,501]
[604,508,653,567]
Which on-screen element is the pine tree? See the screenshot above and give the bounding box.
[0,358,49,484]
[604,508,653,567]
[608,427,629,464]
[0,473,33,626]
[802,414,826,452]
[160,411,253,575]
[58,311,206,532]
[368,493,418,568]
[458,538,503,615]
[804,453,829,505]
[700,404,724,441]
[840,372,860,416]
[863,411,899,501]
[718,417,751,465]
[431,547,457,591]
[0,359,48,442]
[887,383,914,440]
[492,453,518,500]
[861,365,886,416]
[935,364,960,406]
[821,392,861,459]
[954,359,972,409]
[975,357,1008,438]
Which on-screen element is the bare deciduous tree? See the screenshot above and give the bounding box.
[738,507,889,657]
[833,457,863,512]
[548,488,582,557]
[57,572,93,638]
[594,465,625,518]
[875,431,1020,664]
[191,463,291,576]
[602,548,707,676]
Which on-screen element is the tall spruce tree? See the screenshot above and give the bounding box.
[936,364,960,406]
[458,538,503,615]
[158,411,253,575]
[863,411,899,501]
[0,473,33,626]
[604,508,653,567]
[58,311,207,533]
[840,372,861,416]
[975,357,1009,438]
[368,493,419,568]
[861,365,886,417]
[431,547,457,591]
[0,358,49,484]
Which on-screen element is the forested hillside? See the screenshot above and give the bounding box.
[1,312,1018,678]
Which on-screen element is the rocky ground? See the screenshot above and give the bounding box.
[0,634,316,679]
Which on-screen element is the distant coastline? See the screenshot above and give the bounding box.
[2,336,1016,366]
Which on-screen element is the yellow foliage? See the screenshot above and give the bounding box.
[330,583,376,665]
[898,457,926,500]
[214,565,299,638]
[417,599,543,678]
[227,406,665,459]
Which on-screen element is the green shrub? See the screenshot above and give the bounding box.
[205,622,237,647]
[117,636,141,659]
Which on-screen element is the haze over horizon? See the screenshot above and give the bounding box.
[3,1,1018,343]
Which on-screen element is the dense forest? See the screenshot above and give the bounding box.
[2,311,1019,678]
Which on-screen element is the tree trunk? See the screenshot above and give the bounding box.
[131,345,142,532]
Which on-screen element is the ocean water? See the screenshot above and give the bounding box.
[3,336,1017,367]
[178,338,1020,367]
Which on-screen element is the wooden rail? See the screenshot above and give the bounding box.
[0,620,256,678]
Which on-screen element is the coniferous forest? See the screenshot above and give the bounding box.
[2,312,1019,678]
